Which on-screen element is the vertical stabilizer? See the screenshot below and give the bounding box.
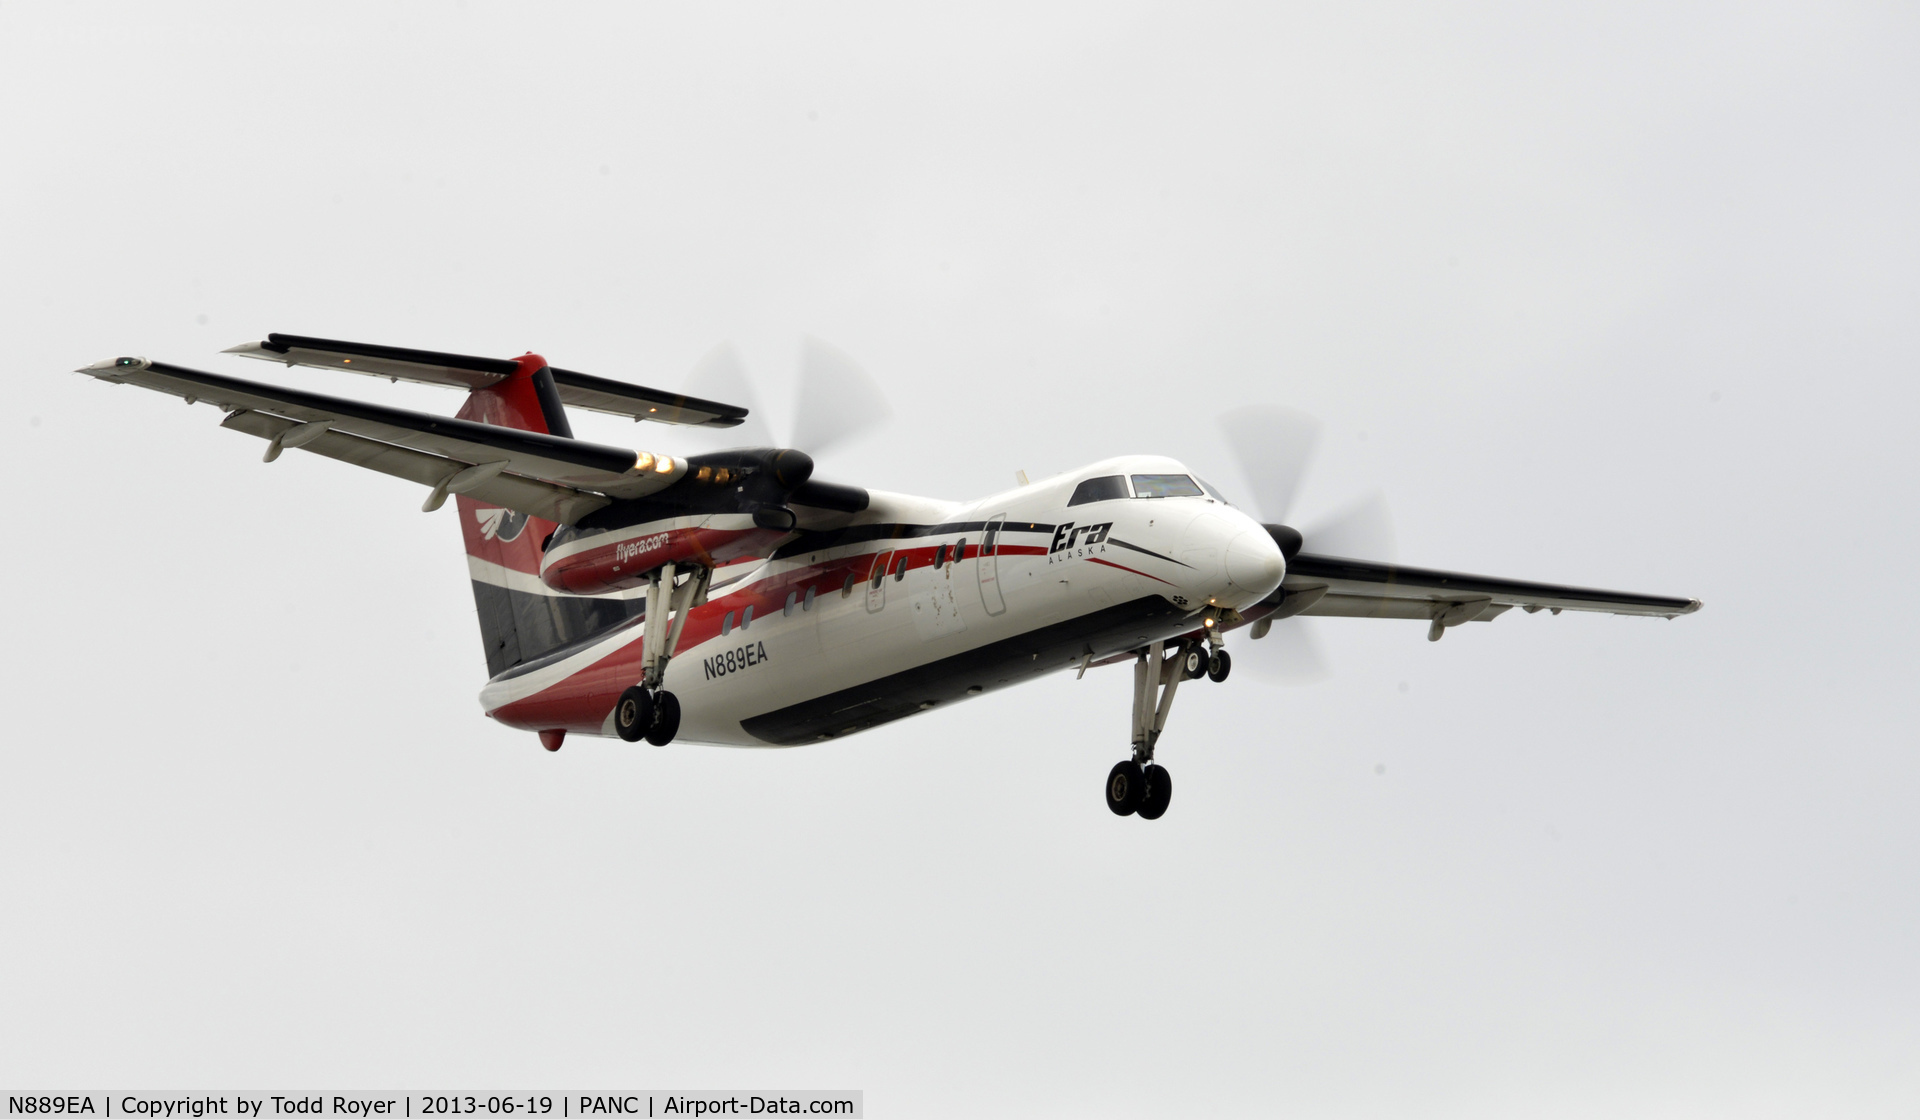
[455,354,644,677]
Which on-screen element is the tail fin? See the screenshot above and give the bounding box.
[455,354,644,677]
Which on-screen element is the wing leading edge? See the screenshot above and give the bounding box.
[1262,552,1700,641]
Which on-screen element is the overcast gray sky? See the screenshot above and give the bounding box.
[4,2,1917,1116]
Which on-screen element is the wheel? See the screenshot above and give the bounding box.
[614,686,653,742]
[1138,764,1173,820]
[1106,760,1145,816]
[1182,646,1208,679]
[1207,648,1232,683]
[645,690,681,746]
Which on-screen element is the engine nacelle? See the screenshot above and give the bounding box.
[540,515,788,595]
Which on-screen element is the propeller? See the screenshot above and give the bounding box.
[1217,405,1398,685]
[682,337,893,520]
[688,336,892,457]
[791,336,893,455]
[687,343,776,449]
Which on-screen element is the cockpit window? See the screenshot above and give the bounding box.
[1131,473,1205,499]
[1194,477,1233,505]
[1068,475,1129,505]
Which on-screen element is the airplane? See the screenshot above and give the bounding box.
[73,334,1701,821]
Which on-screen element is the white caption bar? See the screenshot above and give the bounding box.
[3,1096,860,1120]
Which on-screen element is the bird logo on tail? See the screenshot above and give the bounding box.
[475,506,530,542]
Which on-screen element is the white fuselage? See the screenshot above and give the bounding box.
[479,455,1285,746]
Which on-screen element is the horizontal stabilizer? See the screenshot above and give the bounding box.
[225,333,750,428]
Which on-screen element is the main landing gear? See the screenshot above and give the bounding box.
[1105,637,1194,821]
[613,561,709,748]
[615,685,680,746]
[1107,621,1234,820]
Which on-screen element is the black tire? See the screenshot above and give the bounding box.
[1207,648,1233,683]
[645,690,681,747]
[1106,760,1145,816]
[1138,764,1173,820]
[614,686,653,742]
[1182,646,1208,679]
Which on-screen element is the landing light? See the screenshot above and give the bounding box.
[634,451,655,471]
[654,456,674,474]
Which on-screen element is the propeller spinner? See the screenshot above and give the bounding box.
[1218,405,1398,685]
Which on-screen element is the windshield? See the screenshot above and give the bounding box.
[1069,475,1129,505]
[1194,477,1233,505]
[1131,473,1205,499]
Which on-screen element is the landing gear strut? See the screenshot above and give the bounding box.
[1104,639,1194,820]
[615,561,709,747]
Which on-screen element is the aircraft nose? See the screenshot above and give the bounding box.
[1225,526,1285,601]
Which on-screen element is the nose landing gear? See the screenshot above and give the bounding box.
[1105,639,1195,821]
[612,561,710,748]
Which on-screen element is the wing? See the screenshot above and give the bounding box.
[76,356,688,523]
[223,333,750,427]
[1261,553,1700,638]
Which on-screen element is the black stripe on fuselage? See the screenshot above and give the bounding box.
[772,519,1057,560]
[1106,536,1189,567]
[738,595,1186,746]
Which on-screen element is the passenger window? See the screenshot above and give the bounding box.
[722,611,735,636]
[784,591,797,617]
[934,543,949,567]
[804,585,816,611]
[893,555,908,581]
[742,605,753,630]
[870,560,885,590]
[955,539,967,561]
[982,527,998,556]
[1068,475,1129,505]
[1131,473,1205,499]
[842,574,856,597]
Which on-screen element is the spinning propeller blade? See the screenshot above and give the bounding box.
[685,336,891,458]
[1218,405,1321,525]
[1243,619,1331,686]
[1299,489,1397,562]
[687,344,776,448]
[790,335,893,455]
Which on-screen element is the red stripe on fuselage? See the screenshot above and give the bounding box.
[1087,556,1174,585]
[486,532,1124,732]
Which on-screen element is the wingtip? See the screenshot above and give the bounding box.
[75,356,148,375]
[221,340,264,355]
